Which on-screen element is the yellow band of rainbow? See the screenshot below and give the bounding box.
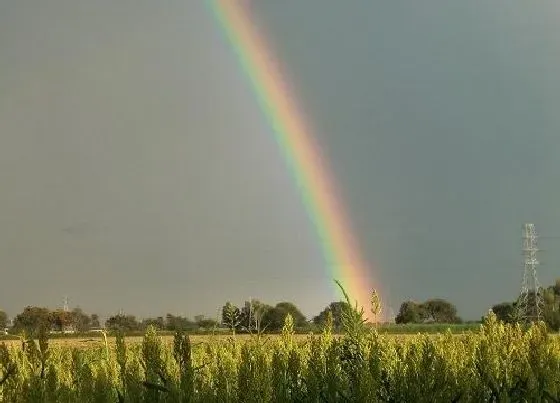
[209,1,379,319]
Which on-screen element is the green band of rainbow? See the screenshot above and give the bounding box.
[209,0,378,317]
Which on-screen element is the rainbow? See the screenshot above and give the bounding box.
[209,1,379,319]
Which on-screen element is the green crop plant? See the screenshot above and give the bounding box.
[2,285,560,402]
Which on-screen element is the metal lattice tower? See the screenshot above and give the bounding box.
[518,223,543,323]
[63,296,70,312]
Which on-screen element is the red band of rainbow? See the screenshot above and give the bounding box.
[209,1,379,320]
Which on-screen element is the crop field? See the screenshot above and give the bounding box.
[0,334,316,350]
[1,313,560,402]
[0,332,439,349]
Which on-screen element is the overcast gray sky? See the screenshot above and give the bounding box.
[1,1,560,321]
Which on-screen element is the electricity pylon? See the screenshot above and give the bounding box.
[518,223,543,323]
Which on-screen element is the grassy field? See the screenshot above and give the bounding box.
[0,323,483,347]
[1,315,560,402]
[0,332,412,349]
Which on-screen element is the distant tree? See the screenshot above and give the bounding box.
[221,302,241,334]
[239,302,253,331]
[421,299,461,323]
[543,305,560,331]
[491,302,516,324]
[313,302,351,331]
[263,302,307,331]
[12,306,51,335]
[395,301,426,324]
[49,309,75,332]
[0,310,8,329]
[142,316,165,330]
[553,278,560,296]
[166,313,177,330]
[395,299,461,324]
[90,314,101,328]
[71,308,92,332]
[105,314,140,332]
[262,307,285,332]
[485,278,560,330]
[165,314,196,331]
[197,318,218,330]
[240,300,272,332]
[542,280,560,330]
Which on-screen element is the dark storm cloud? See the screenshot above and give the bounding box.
[2,1,560,321]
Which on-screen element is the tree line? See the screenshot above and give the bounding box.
[490,278,560,330]
[0,306,100,334]
[3,277,560,335]
[0,299,356,336]
[394,299,462,324]
[0,308,215,335]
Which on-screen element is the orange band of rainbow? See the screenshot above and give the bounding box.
[210,1,379,319]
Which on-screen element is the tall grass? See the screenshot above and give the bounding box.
[1,309,560,401]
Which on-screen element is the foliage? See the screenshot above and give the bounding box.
[11,306,99,335]
[491,302,517,324]
[491,278,560,331]
[165,314,197,332]
[141,316,166,330]
[90,314,101,328]
[422,298,461,323]
[222,302,242,335]
[396,299,461,324]
[196,318,218,330]
[262,302,307,331]
[106,314,141,332]
[312,301,352,331]
[5,280,560,400]
[541,283,560,331]
[395,300,424,324]
[12,307,51,335]
[239,300,273,333]
[49,310,74,332]
[0,311,7,330]
[2,310,560,401]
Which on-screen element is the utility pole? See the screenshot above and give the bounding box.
[518,223,543,323]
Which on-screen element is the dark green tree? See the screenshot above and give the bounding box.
[395,301,427,324]
[141,316,165,330]
[0,311,8,331]
[49,309,74,332]
[542,282,560,330]
[313,301,351,331]
[491,302,517,324]
[12,306,51,335]
[197,318,218,330]
[240,300,272,332]
[90,313,101,328]
[221,302,242,334]
[421,299,461,323]
[71,308,92,332]
[0,310,7,329]
[105,314,140,332]
[553,278,560,296]
[262,302,307,331]
[486,278,560,330]
[165,314,196,331]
